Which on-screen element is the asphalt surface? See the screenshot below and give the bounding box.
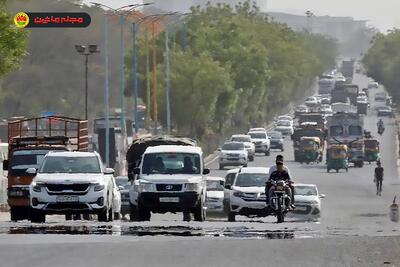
[0,73,400,266]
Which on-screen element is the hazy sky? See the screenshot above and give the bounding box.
[85,0,400,31]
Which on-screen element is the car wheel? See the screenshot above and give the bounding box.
[129,204,138,221]
[10,207,22,222]
[98,208,108,222]
[108,206,113,222]
[219,164,224,170]
[244,163,248,167]
[183,211,191,222]
[249,155,254,162]
[266,149,270,156]
[327,168,330,173]
[193,202,205,222]
[137,201,151,221]
[31,210,45,223]
[114,212,121,220]
[228,212,236,222]
[281,148,284,152]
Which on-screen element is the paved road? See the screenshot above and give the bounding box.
[0,74,399,266]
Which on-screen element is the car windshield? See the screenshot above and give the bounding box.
[349,126,362,136]
[222,143,244,150]
[10,149,60,175]
[330,126,344,137]
[142,152,201,175]
[206,180,224,191]
[277,120,290,126]
[268,132,282,139]
[231,136,251,142]
[234,173,268,187]
[116,177,130,189]
[248,132,266,139]
[294,186,317,196]
[40,156,101,174]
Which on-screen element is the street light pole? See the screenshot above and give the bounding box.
[104,15,110,167]
[164,26,171,134]
[132,21,139,134]
[119,15,127,140]
[85,54,88,120]
[152,20,158,135]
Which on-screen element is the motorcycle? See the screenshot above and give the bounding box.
[378,124,385,135]
[269,180,292,223]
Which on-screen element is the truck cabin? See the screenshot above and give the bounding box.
[126,136,197,181]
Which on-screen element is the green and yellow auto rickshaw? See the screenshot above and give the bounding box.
[364,139,380,164]
[298,137,322,164]
[327,144,349,173]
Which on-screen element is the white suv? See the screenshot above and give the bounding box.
[218,142,248,170]
[226,167,269,222]
[29,151,116,223]
[230,134,255,161]
[248,131,270,156]
[130,145,209,222]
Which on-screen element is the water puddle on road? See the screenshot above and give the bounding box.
[2,224,312,239]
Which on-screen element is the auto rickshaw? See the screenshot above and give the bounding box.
[327,144,349,173]
[364,139,380,164]
[298,137,322,164]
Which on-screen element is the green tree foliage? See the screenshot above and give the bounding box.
[127,1,337,140]
[0,0,27,77]
[363,30,400,101]
[1,0,125,118]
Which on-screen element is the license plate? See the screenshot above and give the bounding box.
[56,196,79,203]
[276,186,284,191]
[159,197,179,203]
[228,158,238,161]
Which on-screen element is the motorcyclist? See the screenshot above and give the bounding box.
[377,119,384,130]
[268,155,294,206]
[266,160,294,209]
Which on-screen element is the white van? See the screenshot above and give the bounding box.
[130,145,209,222]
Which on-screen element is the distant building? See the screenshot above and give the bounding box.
[143,0,268,12]
[267,12,367,44]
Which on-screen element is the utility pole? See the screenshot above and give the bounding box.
[132,22,139,135]
[145,28,151,130]
[164,26,171,134]
[152,20,158,135]
[104,15,110,167]
[119,15,127,140]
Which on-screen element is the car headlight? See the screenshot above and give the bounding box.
[93,183,105,192]
[32,182,44,193]
[233,191,245,197]
[186,183,200,192]
[138,181,154,192]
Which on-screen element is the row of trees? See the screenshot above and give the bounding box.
[126,2,337,148]
[363,29,400,101]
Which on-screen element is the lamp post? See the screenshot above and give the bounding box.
[90,2,151,167]
[74,44,99,120]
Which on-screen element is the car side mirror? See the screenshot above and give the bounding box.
[203,168,210,175]
[217,148,221,151]
[225,184,232,190]
[26,168,37,175]
[118,185,124,191]
[133,167,141,175]
[319,194,326,199]
[2,160,8,171]
[104,168,115,175]
[220,180,225,186]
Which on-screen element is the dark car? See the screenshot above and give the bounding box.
[115,176,130,218]
[377,107,394,117]
[267,131,284,151]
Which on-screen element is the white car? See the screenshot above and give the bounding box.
[226,167,269,222]
[29,151,116,223]
[305,96,320,107]
[111,175,122,220]
[205,176,225,216]
[130,145,209,222]
[249,127,267,133]
[288,183,325,221]
[230,134,255,161]
[248,131,270,156]
[278,115,293,124]
[274,120,294,136]
[219,142,248,170]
